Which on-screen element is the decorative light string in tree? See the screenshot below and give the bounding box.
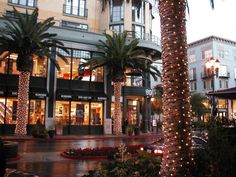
[15,71,30,135]
[159,0,194,176]
[113,81,122,135]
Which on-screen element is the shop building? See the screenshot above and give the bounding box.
[0,0,161,135]
[188,36,236,121]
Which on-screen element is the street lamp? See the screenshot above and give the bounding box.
[205,57,220,118]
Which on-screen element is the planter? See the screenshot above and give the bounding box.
[134,127,140,135]
[56,126,63,135]
[48,130,55,138]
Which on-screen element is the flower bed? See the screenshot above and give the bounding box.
[61,144,142,160]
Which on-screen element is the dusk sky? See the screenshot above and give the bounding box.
[152,0,236,43]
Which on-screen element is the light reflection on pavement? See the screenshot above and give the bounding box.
[6,136,160,177]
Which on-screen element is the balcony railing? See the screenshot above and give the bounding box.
[201,72,212,79]
[127,31,161,46]
[8,0,37,8]
[219,72,230,78]
[189,75,197,81]
[63,4,88,18]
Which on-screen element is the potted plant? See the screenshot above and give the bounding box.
[31,120,48,138]
[134,125,140,135]
[47,126,55,138]
[127,124,134,136]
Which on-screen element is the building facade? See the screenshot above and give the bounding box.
[0,0,161,135]
[188,36,236,120]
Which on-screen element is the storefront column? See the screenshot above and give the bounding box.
[142,60,151,133]
[46,47,56,129]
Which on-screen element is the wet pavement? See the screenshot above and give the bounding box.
[3,134,161,177]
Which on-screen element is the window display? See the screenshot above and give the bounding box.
[29,99,45,124]
[56,100,103,126]
[5,98,18,124]
[71,101,89,125]
[56,101,70,125]
[0,98,5,124]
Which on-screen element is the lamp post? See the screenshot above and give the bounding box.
[205,57,220,118]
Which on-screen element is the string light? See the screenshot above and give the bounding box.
[159,0,194,176]
[113,82,122,135]
[15,71,30,135]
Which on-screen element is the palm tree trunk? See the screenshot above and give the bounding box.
[159,0,194,176]
[113,81,122,135]
[15,71,30,135]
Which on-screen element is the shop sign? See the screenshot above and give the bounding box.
[145,89,152,96]
[77,96,92,100]
[11,91,18,96]
[61,95,72,99]
[35,93,47,98]
[97,97,107,101]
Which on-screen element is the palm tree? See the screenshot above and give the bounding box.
[81,31,160,135]
[158,0,214,176]
[102,0,215,175]
[0,8,68,135]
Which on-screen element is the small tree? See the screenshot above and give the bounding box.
[190,93,208,121]
[81,31,160,135]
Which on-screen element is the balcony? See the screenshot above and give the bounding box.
[127,31,161,46]
[189,75,197,81]
[219,72,230,78]
[201,72,213,79]
[63,4,88,18]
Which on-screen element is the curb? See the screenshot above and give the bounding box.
[1,134,161,141]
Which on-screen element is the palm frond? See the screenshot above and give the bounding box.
[82,30,161,82]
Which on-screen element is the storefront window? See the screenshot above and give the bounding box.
[56,48,104,82]
[218,99,227,109]
[71,101,89,125]
[29,99,45,124]
[127,100,137,124]
[0,54,19,75]
[5,98,18,124]
[56,101,103,126]
[56,49,72,79]
[32,56,47,77]
[56,101,70,125]
[72,49,91,80]
[91,102,103,125]
[0,98,5,124]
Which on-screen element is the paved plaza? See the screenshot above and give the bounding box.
[2,133,160,177]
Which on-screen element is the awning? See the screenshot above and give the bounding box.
[207,87,236,99]
[56,89,107,101]
[29,87,48,98]
[0,86,6,96]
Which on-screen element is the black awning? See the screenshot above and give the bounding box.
[207,87,236,99]
[29,87,48,98]
[0,86,5,96]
